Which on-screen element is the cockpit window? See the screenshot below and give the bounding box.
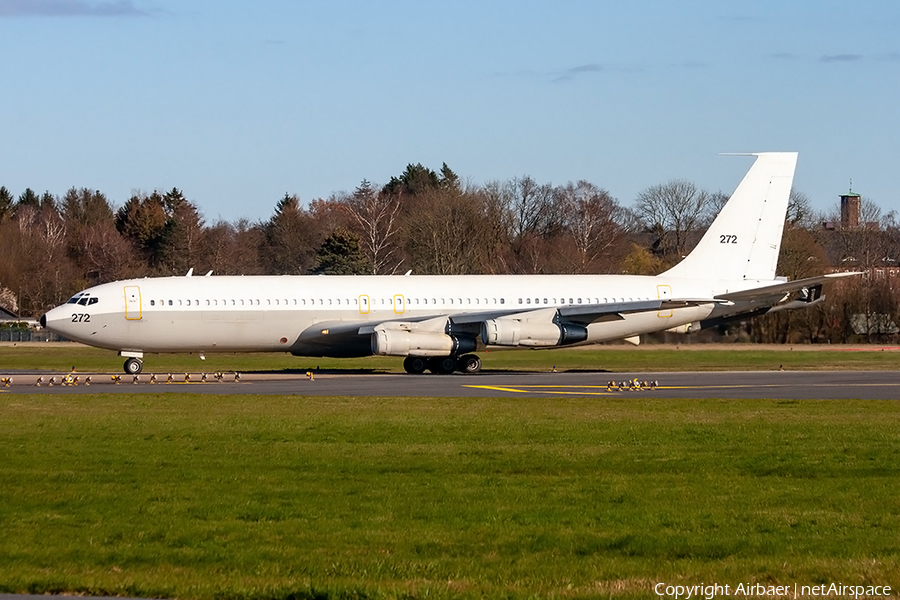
[88,297,98,305]
[66,294,83,304]
[78,297,89,306]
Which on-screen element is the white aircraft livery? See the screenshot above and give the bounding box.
[41,153,855,375]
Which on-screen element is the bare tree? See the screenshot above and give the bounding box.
[555,181,624,273]
[635,179,716,261]
[343,180,402,274]
[404,186,502,275]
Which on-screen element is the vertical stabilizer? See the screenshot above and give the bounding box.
[661,152,797,281]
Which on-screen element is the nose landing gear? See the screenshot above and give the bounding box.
[124,357,143,375]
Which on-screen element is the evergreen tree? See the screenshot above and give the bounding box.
[382,163,441,197]
[115,192,169,267]
[311,228,371,275]
[62,188,113,225]
[0,186,13,220]
[159,190,204,275]
[16,188,40,210]
[262,193,321,274]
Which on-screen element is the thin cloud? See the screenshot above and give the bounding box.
[569,63,604,74]
[820,54,863,63]
[552,63,604,83]
[0,0,146,17]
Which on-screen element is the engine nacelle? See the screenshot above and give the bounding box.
[371,329,475,357]
[480,319,587,347]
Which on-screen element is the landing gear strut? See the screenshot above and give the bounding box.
[123,357,143,375]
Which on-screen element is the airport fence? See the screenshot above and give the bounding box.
[0,327,67,343]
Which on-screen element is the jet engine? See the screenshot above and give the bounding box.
[371,329,476,357]
[480,319,588,347]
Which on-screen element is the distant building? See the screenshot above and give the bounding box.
[840,191,861,229]
[0,305,19,323]
[823,189,878,231]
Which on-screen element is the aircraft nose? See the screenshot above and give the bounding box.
[40,314,47,328]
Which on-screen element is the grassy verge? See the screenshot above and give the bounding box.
[2,343,900,373]
[1,394,898,599]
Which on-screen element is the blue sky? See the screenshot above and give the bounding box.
[1,0,898,223]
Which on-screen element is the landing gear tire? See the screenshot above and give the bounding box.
[428,357,457,375]
[124,357,143,375]
[403,356,428,374]
[456,354,482,374]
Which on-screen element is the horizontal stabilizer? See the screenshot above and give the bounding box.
[715,272,860,302]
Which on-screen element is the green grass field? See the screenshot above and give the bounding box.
[1,394,898,599]
[3,343,900,373]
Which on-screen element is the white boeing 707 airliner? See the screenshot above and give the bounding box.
[41,153,855,375]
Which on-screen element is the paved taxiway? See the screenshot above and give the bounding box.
[1,370,898,399]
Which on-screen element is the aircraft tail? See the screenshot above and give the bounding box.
[661,152,798,281]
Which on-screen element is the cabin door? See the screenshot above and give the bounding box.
[124,286,142,320]
[656,284,672,318]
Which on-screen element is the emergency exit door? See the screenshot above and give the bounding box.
[124,286,142,320]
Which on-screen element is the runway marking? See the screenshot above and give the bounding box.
[464,382,900,396]
[467,385,535,393]
[465,385,615,396]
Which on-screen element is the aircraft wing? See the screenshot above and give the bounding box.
[715,272,860,302]
[449,298,718,325]
[297,297,721,356]
[322,298,719,336]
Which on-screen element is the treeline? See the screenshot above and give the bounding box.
[1,162,898,343]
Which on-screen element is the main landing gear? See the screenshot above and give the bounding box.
[124,357,143,375]
[403,354,482,375]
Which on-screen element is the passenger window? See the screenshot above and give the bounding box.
[186,300,191,306]
[150,300,155,306]
[169,300,173,306]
